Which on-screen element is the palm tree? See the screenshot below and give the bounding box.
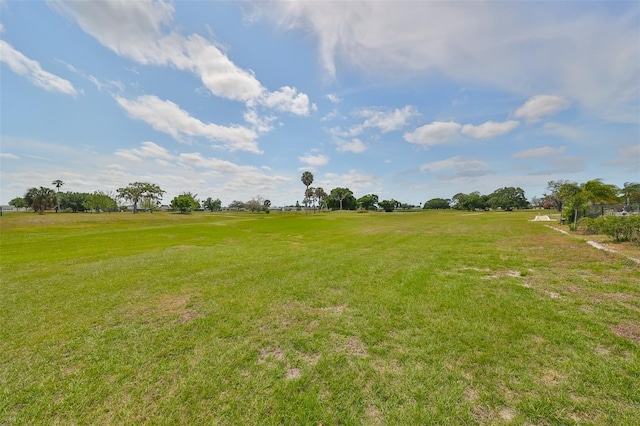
[301,171,314,211]
[621,182,640,206]
[305,187,316,212]
[315,187,328,210]
[24,187,58,214]
[52,179,64,212]
[560,179,619,229]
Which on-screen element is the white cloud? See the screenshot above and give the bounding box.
[403,121,461,147]
[356,105,419,133]
[512,146,566,159]
[335,138,367,154]
[251,2,638,122]
[0,153,20,160]
[52,0,312,112]
[514,95,569,123]
[115,141,174,161]
[419,155,488,173]
[50,0,175,63]
[299,153,329,167]
[114,150,142,162]
[180,33,264,101]
[115,95,260,153]
[0,40,78,96]
[258,86,311,116]
[461,120,519,139]
[321,108,344,122]
[326,93,342,103]
[243,108,276,134]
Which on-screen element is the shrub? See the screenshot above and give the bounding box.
[578,217,600,235]
[578,215,640,243]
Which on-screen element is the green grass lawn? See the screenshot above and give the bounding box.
[1,210,639,425]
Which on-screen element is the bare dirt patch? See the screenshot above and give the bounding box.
[300,352,321,366]
[483,270,523,280]
[540,369,566,387]
[286,367,302,380]
[258,347,285,364]
[611,322,640,343]
[364,403,383,424]
[128,293,201,325]
[332,334,368,357]
[594,346,611,356]
[499,407,516,421]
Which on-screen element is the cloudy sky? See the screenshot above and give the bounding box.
[1,1,638,207]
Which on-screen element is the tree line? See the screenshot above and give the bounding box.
[8,178,639,217]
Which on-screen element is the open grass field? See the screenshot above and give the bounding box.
[1,210,639,425]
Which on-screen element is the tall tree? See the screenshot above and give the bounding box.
[486,187,529,210]
[301,171,314,209]
[544,180,569,212]
[560,179,619,228]
[305,187,316,212]
[116,182,165,214]
[52,179,64,212]
[315,187,328,210]
[621,182,640,205]
[328,187,354,210]
[24,187,58,214]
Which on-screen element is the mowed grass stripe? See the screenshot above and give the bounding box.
[1,210,638,424]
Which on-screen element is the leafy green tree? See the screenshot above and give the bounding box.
[116,182,165,213]
[203,197,222,212]
[451,192,486,211]
[84,191,118,213]
[229,200,245,210]
[423,198,450,209]
[9,197,26,211]
[486,187,529,210]
[379,199,398,212]
[59,191,89,212]
[171,192,200,214]
[621,182,640,205]
[24,187,58,214]
[357,194,379,210]
[544,180,569,212]
[327,187,354,210]
[52,179,64,212]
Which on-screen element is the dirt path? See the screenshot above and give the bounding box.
[545,225,640,264]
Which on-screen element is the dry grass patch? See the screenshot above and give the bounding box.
[611,321,640,343]
[127,293,200,325]
[332,333,368,357]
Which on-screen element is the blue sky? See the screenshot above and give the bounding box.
[1,1,638,207]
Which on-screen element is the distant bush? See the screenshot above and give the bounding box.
[578,215,640,243]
